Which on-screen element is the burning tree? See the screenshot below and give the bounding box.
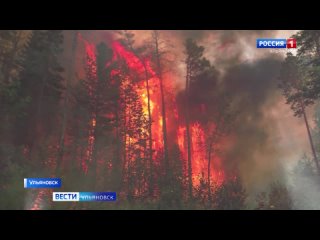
[188,66,233,202]
[117,30,155,197]
[112,32,185,201]
[1,30,237,209]
[151,31,170,188]
[182,38,231,202]
[184,38,210,199]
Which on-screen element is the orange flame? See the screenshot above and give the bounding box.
[80,38,226,193]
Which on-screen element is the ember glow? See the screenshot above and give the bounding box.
[83,38,98,174]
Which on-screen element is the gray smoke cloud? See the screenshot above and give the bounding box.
[160,30,311,199]
[220,57,285,191]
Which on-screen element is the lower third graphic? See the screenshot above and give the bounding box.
[52,192,116,202]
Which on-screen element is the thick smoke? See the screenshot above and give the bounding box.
[220,57,285,191]
[159,30,310,198]
[286,166,320,209]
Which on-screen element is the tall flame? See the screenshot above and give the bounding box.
[81,37,226,193]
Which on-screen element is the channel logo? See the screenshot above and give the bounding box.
[53,192,79,201]
[286,38,297,48]
[257,38,297,48]
[53,192,117,202]
[24,178,61,188]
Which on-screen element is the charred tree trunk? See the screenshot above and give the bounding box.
[142,62,154,197]
[153,31,169,178]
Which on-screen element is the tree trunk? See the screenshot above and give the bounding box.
[114,108,122,192]
[121,93,127,191]
[124,34,154,195]
[57,30,78,174]
[207,142,212,202]
[143,63,154,197]
[185,60,193,199]
[153,31,169,176]
[301,99,320,174]
[30,53,49,164]
[91,115,98,189]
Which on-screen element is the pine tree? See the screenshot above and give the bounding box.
[188,64,233,202]
[82,42,115,189]
[16,30,64,165]
[0,30,31,144]
[256,182,293,210]
[117,31,155,197]
[279,52,320,174]
[295,31,320,100]
[0,30,28,84]
[56,30,78,174]
[152,31,170,180]
[213,177,247,210]
[184,38,210,199]
[117,67,149,199]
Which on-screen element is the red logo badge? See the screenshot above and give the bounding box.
[287,38,296,48]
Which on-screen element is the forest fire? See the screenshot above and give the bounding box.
[106,40,225,187]
[24,32,230,210]
[177,123,225,186]
[80,34,228,193]
[3,30,314,210]
[111,40,165,157]
[83,38,98,174]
